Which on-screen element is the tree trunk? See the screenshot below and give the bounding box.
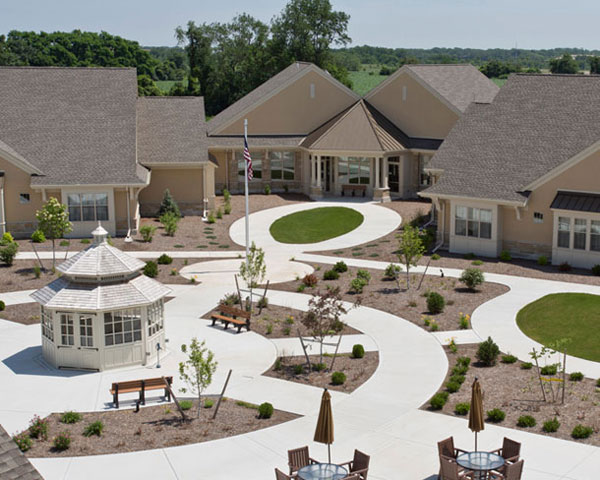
[198,392,202,418]
[405,263,410,290]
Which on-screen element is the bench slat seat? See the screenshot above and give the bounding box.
[110,376,173,408]
[209,304,251,333]
[342,184,367,197]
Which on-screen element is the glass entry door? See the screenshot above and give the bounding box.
[321,157,332,192]
[388,161,400,193]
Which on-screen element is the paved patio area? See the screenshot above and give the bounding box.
[1,200,599,479]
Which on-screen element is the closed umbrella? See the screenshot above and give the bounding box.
[469,377,485,451]
[314,388,334,463]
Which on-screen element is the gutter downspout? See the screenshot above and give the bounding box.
[0,173,5,235]
[432,200,445,253]
[125,187,132,243]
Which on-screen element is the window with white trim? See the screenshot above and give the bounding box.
[338,157,370,185]
[236,150,262,180]
[104,309,142,346]
[67,193,108,222]
[270,151,295,180]
[455,206,492,239]
[60,313,74,346]
[533,212,544,223]
[79,315,94,348]
[574,218,587,250]
[591,220,600,252]
[419,154,432,187]
[41,307,54,342]
[557,216,571,248]
[147,300,164,337]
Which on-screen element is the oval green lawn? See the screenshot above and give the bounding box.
[269,207,364,244]
[516,293,600,362]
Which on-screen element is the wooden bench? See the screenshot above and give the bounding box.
[210,304,251,333]
[110,376,173,408]
[342,184,367,197]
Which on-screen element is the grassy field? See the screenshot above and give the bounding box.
[156,79,187,94]
[516,293,600,362]
[269,207,364,244]
[349,65,387,96]
[491,78,507,87]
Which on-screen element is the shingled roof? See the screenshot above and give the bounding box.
[423,74,600,203]
[0,67,148,187]
[137,96,208,166]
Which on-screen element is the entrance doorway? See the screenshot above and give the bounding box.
[56,313,99,370]
[321,157,332,192]
[388,160,400,193]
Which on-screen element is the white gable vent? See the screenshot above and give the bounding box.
[310,83,315,99]
[402,85,407,102]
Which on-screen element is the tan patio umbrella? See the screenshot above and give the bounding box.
[469,377,485,451]
[314,388,334,463]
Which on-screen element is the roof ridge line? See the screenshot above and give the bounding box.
[311,101,362,148]
[360,100,386,151]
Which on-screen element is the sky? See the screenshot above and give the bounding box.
[2,0,600,50]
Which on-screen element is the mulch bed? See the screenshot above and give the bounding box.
[24,397,299,458]
[150,258,202,285]
[201,302,361,339]
[15,193,309,253]
[264,352,379,393]
[272,265,509,331]
[423,345,600,446]
[0,302,40,325]
[0,261,58,293]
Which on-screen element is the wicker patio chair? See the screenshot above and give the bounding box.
[439,455,474,480]
[287,446,318,476]
[437,437,468,477]
[340,449,370,479]
[492,437,521,464]
[275,467,296,480]
[489,460,525,480]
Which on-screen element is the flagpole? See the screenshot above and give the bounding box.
[243,119,250,270]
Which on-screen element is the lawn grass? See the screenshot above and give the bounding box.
[491,78,507,87]
[516,293,600,362]
[269,207,364,244]
[349,67,387,96]
[155,79,187,93]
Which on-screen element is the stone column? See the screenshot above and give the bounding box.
[375,157,380,189]
[316,155,322,188]
[383,157,389,189]
[310,154,323,199]
[373,156,391,203]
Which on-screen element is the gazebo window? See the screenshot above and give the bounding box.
[104,309,142,346]
[79,315,94,347]
[60,314,74,346]
[148,300,164,337]
[41,308,54,342]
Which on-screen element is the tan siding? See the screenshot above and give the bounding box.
[139,168,204,216]
[219,71,356,135]
[367,72,459,139]
[114,188,138,235]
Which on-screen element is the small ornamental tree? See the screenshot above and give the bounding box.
[459,268,485,290]
[301,286,355,366]
[239,242,266,308]
[158,189,181,218]
[36,197,73,269]
[396,225,425,289]
[179,338,217,418]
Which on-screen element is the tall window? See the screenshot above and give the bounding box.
[270,151,295,180]
[557,217,570,248]
[236,150,262,180]
[41,307,54,342]
[68,193,108,222]
[147,300,164,337]
[591,220,600,252]
[60,313,74,346]
[419,154,431,187]
[79,315,94,348]
[574,219,587,250]
[455,206,492,239]
[338,157,370,185]
[104,309,142,346]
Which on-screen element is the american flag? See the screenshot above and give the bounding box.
[244,137,253,181]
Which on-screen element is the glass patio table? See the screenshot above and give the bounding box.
[456,451,504,480]
[297,463,348,480]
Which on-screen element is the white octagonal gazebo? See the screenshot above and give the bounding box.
[31,224,171,371]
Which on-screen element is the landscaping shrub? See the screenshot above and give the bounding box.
[352,344,365,359]
[543,418,560,433]
[384,263,402,280]
[143,261,158,278]
[430,322,439,331]
[157,253,173,265]
[450,374,465,385]
[356,269,371,283]
[207,212,216,224]
[427,292,445,314]
[263,184,271,195]
[170,268,177,276]
[486,408,506,423]
[28,415,48,440]
[454,402,470,415]
[224,203,232,215]
[592,264,600,276]
[350,277,367,294]
[83,420,104,437]
[34,265,41,278]
[571,424,593,439]
[139,225,156,243]
[499,250,512,262]
[31,229,46,243]
[463,252,476,260]
[520,362,533,370]
[258,402,274,419]
[476,337,500,366]
[221,292,240,306]
[431,253,441,260]
[52,432,71,451]
[471,259,483,266]
[294,364,304,375]
[80,238,91,244]
[446,380,461,393]
[179,400,193,411]
[517,415,537,428]
[60,411,82,424]
[0,300,5,311]
[541,364,558,375]
[457,356,471,367]
[501,354,518,364]
[223,188,231,203]
[452,364,469,376]
[597,378,600,387]
[331,371,347,385]
[559,261,572,272]
[283,326,291,335]
[265,323,273,334]
[538,255,549,266]
[458,313,470,329]
[13,431,32,452]
[257,296,268,309]
[159,212,180,236]
[0,241,18,266]
[158,189,181,218]
[459,268,485,290]
[323,269,340,280]
[216,208,223,219]
[203,399,214,408]
[60,240,70,247]
[429,392,449,410]
[303,274,318,287]
[333,261,348,273]
[569,371,584,381]
[313,362,327,372]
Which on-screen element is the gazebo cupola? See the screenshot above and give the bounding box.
[31,223,171,371]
